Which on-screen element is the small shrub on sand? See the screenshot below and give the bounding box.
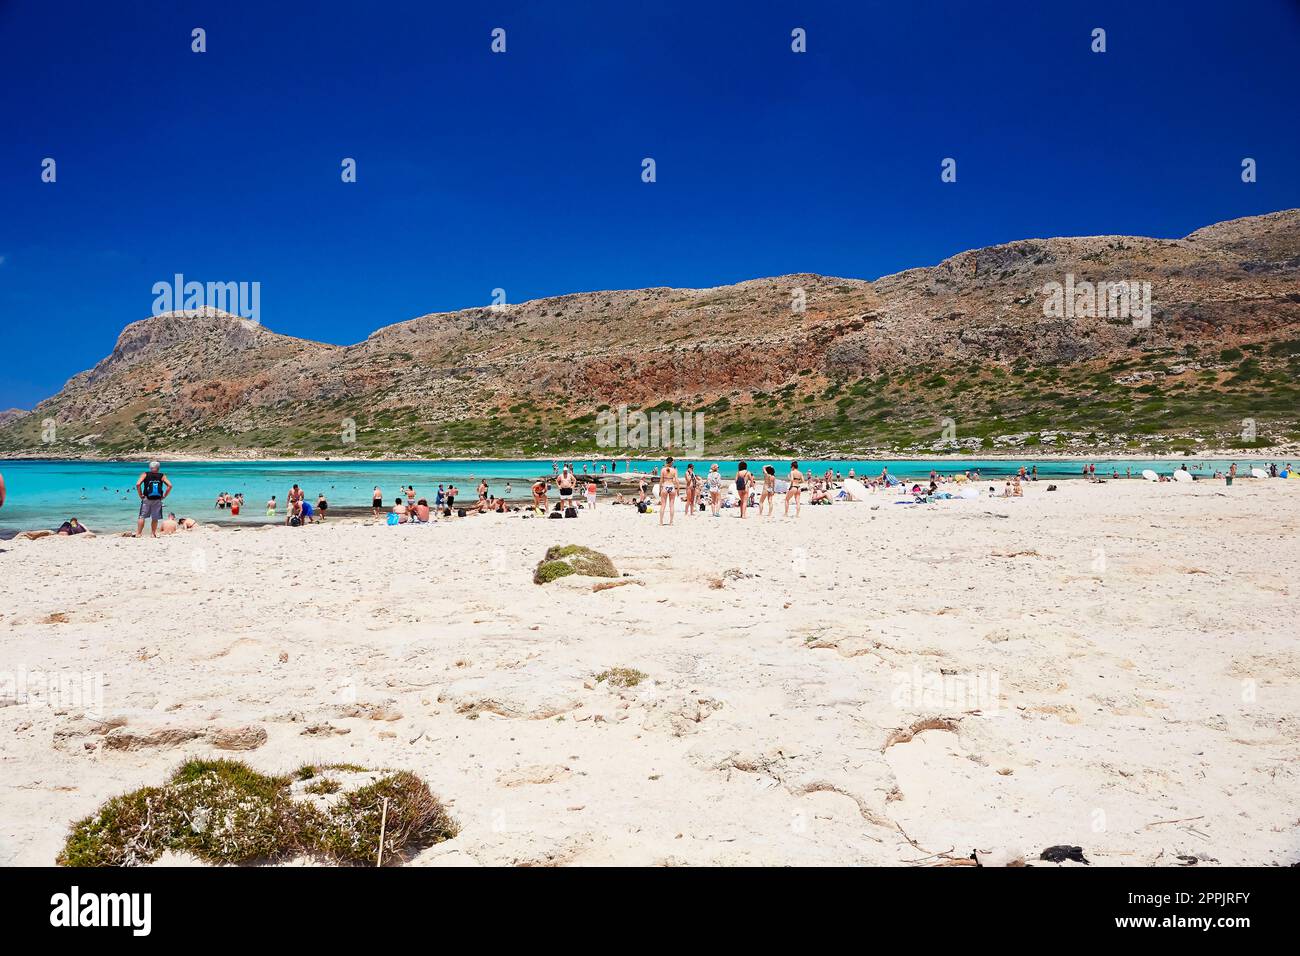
[533,544,618,584]
[595,667,647,688]
[312,771,457,865]
[57,759,457,867]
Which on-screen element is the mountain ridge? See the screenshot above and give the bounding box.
[3,209,1298,458]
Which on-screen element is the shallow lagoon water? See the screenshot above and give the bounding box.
[0,456,1280,533]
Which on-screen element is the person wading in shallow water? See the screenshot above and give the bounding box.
[134,461,172,538]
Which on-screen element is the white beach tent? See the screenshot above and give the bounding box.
[840,478,869,501]
[1250,467,1269,479]
[1141,469,1159,481]
[1173,469,1193,483]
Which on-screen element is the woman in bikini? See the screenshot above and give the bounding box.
[784,461,804,517]
[760,465,776,516]
[735,461,752,518]
[658,457,678,526]
[706,464,723,517]
[683,463,699,516]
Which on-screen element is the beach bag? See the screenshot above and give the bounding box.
[290,515,302,527]
[386,513,399,525]
[564,506,577,518]
[636,501,648,513]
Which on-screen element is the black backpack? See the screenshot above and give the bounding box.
[142,473,166,498]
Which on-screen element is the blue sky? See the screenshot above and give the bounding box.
[1,0,1297,409]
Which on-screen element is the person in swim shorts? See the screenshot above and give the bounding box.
[134,461,172,538]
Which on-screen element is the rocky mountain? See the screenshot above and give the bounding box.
[0,409,27,427]
[3,209,1298,459]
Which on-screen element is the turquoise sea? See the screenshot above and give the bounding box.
[0,456,1282,534]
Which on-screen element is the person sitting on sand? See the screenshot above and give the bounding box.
[612,492,627,505]
[1013,476,1023,497]
[56,517,92,536]
[178,516,196,530]
[159,513,179,535]
[414,498,431,522]
[392,497,408,523]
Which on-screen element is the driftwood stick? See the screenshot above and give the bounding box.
[377,797,390,867]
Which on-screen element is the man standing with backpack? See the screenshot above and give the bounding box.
[134,461,172,538]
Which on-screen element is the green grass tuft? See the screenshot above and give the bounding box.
[57,760,457,867]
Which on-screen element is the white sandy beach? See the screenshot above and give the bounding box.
[1,479,1297,867]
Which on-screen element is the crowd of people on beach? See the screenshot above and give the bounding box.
[2,453,1296,541]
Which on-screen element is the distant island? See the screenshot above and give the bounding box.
[2,209,1297,460]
